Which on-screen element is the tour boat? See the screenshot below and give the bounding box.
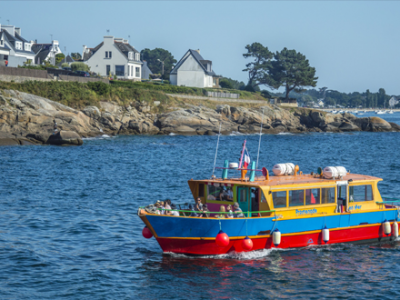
[138,153,400,255]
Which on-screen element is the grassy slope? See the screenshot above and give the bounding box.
[0,81,269,113]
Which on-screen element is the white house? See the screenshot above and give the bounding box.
[31,40,62,65]
[82,36,142,80]
[0,24,35,67]
[170,49,219,88]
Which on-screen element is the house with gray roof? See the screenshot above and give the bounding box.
[32,40,62,65]
[82,36,142,80]
[0,24,35,67]
[170,49,219,88]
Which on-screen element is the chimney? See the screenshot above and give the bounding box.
[15,27,21,36]
[196,49,200,54]
[104,35,114,45]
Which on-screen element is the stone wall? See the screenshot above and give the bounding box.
[0,74,53,83]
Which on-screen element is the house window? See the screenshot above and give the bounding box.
[106,65,110,77]
[16,42,22,50]
[135,67,140,77]
[135,53,140,61]
[0,40,3,46]
[131,66,133,76]
[105,51,112,59]
[129,52,133,60]
[115,65,124,76]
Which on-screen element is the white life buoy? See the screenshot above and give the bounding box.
[383,220,391,235]
[393,221,399,238]
[322,226,329,243]
[272,229,281,247]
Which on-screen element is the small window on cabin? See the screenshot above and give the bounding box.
[289,190,305,207]
[207,184,232,201]
[349,185,373,202]
[272,191,287,208]
[305,189,320,205]
[260,191,267,203]
[198,184,204,197]
[321,187,335,204]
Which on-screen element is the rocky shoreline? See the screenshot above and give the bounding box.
[1,89,399,146]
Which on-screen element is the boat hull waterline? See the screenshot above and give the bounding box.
[141,209,399,255]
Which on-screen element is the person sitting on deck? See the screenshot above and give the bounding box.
[216,205,226,218]
[170,204,180,216]
[199,204,210,218]
[226,205,234,218]
[188,204,198,217]
[233,202,244,218]
[154,202,161,215]
[194,197,203,213]
[164,200,172,215]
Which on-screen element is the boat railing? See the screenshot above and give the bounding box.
[376,196,400,208]
[139,206,275,218]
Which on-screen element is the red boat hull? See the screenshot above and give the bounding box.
[156,224,398,255]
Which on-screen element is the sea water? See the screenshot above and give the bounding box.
[1,112,400,298]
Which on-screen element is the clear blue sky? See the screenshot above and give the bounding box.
[2,1,400,95]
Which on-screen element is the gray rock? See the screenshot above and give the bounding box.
[46,130,83,146]
[82,106,101,120]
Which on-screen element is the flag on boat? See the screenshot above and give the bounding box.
[243,147,251,169]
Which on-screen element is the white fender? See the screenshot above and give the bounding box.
[383,220,391,235]
[393,221,399,238]
[322,227,329,243]
[272,229,281,246]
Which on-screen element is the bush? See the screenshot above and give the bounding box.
[71,62,90,72]
[61,63,69,68]
[87,81,109,95]
[219,78,234,89]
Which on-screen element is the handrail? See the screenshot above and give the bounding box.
[139,206,275,214]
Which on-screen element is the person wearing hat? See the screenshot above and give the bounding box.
[170,204,180,216]
[233,202,244,218]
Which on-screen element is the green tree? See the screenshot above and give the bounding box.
[242,42,273,89]
[140,48,177,79]
[71,62,90,72]
[219,78,234,89]
[71,53,82,60]
[55,53,65,64]
[219,77,246,90]
[268,48,318,99]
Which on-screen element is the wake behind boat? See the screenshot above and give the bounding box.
[138,141,400,255]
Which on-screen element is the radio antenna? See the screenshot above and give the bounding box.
[256,107,264,169]
[212,117,222,178]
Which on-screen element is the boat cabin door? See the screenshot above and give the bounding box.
[337,181,348,213]
[237,186,250,217]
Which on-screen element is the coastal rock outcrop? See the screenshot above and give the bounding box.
[0,88,399,146]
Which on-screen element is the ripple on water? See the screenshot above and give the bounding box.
[1,131,400,298]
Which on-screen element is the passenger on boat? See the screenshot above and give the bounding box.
[200,204,210,218]
[170,204,180,217]
[188,204,198,217]
[233,202,244,218]
[194,197,203,212]
[164,200,172,215]
[226,205,234,218]
[226,188,233,201]
[154,202,161,215]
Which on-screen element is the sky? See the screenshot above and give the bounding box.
[2,1,400,95]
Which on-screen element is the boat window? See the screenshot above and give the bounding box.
[289,190,304,207]
[305,189,320,205]
[199,184,204,197]
[207,184,223,200]
[322,188,335,203]
[337,185,347,201]
[272,191,287,208]
[260,191,267,203]
[349,185,373,202]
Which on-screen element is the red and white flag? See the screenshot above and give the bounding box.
[243,147,251,169]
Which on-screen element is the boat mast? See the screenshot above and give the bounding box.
[212,118,222,178]
[256,108,264,169]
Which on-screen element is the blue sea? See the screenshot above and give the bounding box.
[1,112,400,299]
